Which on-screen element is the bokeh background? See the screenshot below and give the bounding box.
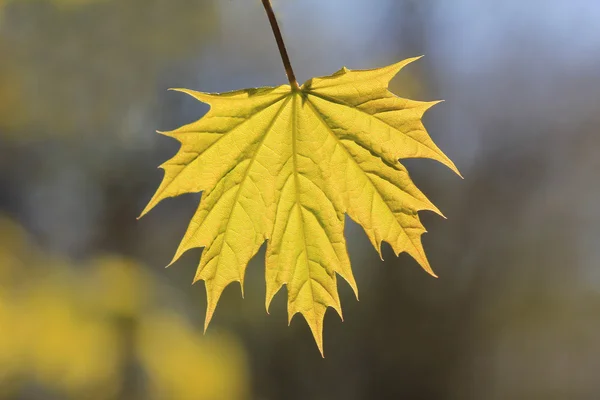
[1,0,600,399]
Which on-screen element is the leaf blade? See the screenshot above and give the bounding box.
[141,58,458,353]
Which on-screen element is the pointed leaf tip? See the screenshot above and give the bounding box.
[386,55,425,79]
[203,299,216,333]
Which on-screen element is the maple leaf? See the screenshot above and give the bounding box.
[140,56,460,355]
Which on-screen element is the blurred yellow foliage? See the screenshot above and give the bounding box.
[139,313,249,400]
[0,293,19,384]
[85,256,155,318]
[16,268,119,397]
[0,216,249,399]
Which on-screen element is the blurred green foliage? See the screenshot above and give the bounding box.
[0,0,216,142]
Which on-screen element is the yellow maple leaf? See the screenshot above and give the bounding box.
[140,56,460,355]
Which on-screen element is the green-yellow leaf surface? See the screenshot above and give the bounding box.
[140,57,460,356]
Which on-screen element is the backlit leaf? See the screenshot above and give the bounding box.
[141,57,460,355]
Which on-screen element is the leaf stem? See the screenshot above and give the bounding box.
[261,0,300,90]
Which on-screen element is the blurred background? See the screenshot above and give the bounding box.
[1,0,599,399]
